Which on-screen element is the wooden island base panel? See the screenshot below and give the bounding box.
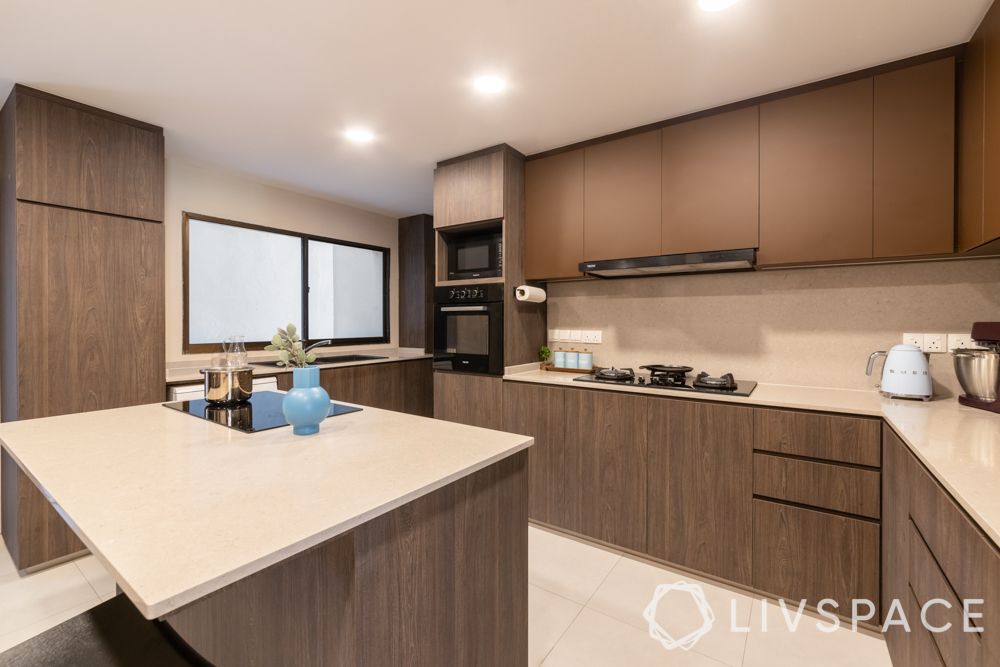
[161,451,528,666]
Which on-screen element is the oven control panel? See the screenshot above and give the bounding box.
[434,284,504,304]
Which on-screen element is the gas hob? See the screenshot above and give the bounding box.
[573,365,757,397]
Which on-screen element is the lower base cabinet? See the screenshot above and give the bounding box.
[433,372,503,430]
[279,359,433,417]
[883,427,1000,667]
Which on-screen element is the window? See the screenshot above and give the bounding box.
[183,213,389,352]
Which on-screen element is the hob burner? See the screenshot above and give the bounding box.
[593,367,636,382]
[640,364,694,387]
[693,372,738,391]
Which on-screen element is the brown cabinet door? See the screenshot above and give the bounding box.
[984,2,1000,248]
[583,131,661,261]
[874,58,955,258]
[321,363,403,412]
[432,372,503,430]
[752,499,880,612]
[960,19,987,253]
[502,382,579,530]
[882,428,912,665]
[647,397,753,585]
[14,90,164,222]
[564,389,646,551]
[661,107,759,254]
[759,79,873,265]
[432,151,504,228]
[754,407,882,468]
[524,150,584,280]
[753,452,881,519]
[401,359,433,417]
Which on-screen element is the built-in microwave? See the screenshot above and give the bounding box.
[445,228,502,280]
[433,284,504,375]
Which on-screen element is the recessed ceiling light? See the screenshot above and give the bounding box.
[472,74,507,95]
[697,0,738,11]
[344,127,375,144]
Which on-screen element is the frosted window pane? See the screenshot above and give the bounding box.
[188,219,302,345]
[308,241,385,339]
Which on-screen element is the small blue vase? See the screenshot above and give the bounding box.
[282,367,330,436]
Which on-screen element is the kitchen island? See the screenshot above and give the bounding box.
[0,397,532,665]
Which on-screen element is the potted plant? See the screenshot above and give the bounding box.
[265,324,329,436]
[538,345,552,370]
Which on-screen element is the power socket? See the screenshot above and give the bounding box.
[581,330,602,344]
[923,333,946,353]
[948,333,981,351]
[902,333,924,349]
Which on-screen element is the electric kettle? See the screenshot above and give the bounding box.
[866,344,932,400]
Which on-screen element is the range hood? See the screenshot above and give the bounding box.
[579,248,756,278]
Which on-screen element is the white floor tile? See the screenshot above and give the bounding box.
[529,585,582,666]
[529,526,621,604]
[543,608,728,666]
[0,560,99,637]
[0,598,102,654]
[588,556,753,666]
[742,599,892,667]
[0,540,17,584]
[74,555,117,598]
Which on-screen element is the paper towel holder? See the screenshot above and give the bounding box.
[514,284,547,303]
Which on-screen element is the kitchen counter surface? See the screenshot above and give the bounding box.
[165,349,432,384]
[0,399,532,619]
[505,368,1000,547]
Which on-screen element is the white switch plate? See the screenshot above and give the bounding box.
[923,333,946,353]
[567,329,582,342]
[553,329,566,341]
[548,329,558,342]
[947,333,980,351]
[581,330,602,344]
[902,333,924,348]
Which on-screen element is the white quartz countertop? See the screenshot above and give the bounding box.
[165,350,432,384]
[505,368,1000,547]
[0,400,532,619]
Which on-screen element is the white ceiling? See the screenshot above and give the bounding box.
[0,0,991,217]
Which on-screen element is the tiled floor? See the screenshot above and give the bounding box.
[0,528,893,665]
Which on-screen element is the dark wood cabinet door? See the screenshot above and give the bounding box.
[752,499,880,612]
[13,202,165,419]
[502,382,579,530]
[583,131,661,262]
[753,452,880,519]
[14,90,164,222]
[433,151,504,228]
[759,78,873,264]
[400,359,433,417]
[661,107,759,255]
[874,58,955,258]
[564,389,646,552]
[647,397,753,585]
[983,1,1000,249]
[960,18,987,253]
[524,150,584,280]
[432,372,503,430]
[754,408,881,468]
[320,363,401,412]
[882,428,912,665]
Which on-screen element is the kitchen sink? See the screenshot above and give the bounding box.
[253,354,388,368]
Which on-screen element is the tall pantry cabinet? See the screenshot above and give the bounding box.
[0,85,165,572]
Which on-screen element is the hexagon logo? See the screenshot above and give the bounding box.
[643,581,716,651]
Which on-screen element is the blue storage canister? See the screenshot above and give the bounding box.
[578,350,594,370]
[553,350,566,368]
[564,351,580,369]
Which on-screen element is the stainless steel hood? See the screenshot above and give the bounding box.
[579,248,756,278]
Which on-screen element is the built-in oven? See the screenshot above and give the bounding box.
[444,227,503,280]
[433,284,504,375]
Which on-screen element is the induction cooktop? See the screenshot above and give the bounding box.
[163,390,362,433]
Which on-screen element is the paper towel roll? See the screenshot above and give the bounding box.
[515,285,547,303]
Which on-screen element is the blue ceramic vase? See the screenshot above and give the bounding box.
[282,366,330,436]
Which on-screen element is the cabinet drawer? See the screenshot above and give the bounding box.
[752,499,879,612]
[753,453,880,519]
[754,408,881,467]
[909,521,983,667]
[908,456,1000,662]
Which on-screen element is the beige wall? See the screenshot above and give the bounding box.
[164,157,399,363]
[546,258,1000,394]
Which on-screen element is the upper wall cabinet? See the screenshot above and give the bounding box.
[433,150,505,228]
[961,1,1000,253]
[583,130,661,261]
[874,57,955,258]
[759,79,874,265]
[13,87,164,222]
[661,106,759,255]
[524,149,584,280]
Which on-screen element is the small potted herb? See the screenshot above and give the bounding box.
[538,345,552,370]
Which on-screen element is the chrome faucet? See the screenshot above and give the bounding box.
[304,339,332,353]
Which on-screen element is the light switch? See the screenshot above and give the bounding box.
[568,330,582,342]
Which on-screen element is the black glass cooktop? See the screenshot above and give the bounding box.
[163,391,362,434]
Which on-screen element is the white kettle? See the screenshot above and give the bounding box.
[866,344,932,400]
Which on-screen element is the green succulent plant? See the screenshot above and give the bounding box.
[538,345,552,363]
[263,323,316,368]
